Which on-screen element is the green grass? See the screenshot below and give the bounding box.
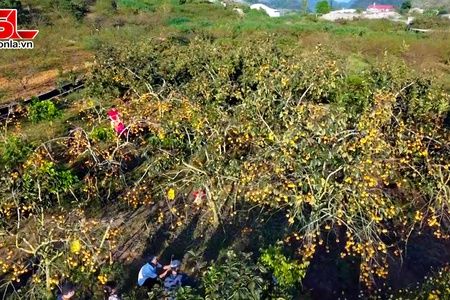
[119,0,158,12]
[167,16,190,25]
[16,107,78,141]
[346,54,370,74]
[0,90,7,103]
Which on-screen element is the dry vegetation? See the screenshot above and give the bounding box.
[1,0,450,299]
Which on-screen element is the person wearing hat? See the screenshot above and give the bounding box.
[57,282,75,300]
[137,255,171,290]
[164,260,188,294]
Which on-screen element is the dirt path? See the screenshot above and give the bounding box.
[0,66,86,105]
[0,48,90,104]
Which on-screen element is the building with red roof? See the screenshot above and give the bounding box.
[367,3,395,12]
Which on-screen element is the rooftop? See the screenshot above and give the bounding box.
[368,4,395,9]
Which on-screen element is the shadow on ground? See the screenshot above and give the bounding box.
[116,203,450,299]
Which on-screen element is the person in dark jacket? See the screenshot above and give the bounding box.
[164,260,188,293]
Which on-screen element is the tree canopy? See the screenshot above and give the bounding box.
[315,0,331,13]
[401,0,412,9]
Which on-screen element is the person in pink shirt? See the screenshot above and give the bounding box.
[115,122,126,135]
[108,105,127,136]
[108,105,121,131]
[108,105,121,123]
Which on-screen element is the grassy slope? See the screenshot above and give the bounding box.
[349,0,450,9]
[412,0,450,8]
[1,0,449,104]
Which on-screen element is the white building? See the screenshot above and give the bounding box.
[250,4,281,17]
[329,9,357,14]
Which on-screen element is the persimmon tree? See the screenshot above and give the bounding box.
[0,35,449,298]
[83,37,450,291]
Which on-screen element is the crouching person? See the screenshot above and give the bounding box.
[138,255,170,291]
[164,260,190,299]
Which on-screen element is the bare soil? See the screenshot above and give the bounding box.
[0,66,86,105]
[0,48,90,105]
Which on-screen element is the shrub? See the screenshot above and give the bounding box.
[173,286,204,300]
[0,135,35,170]
[94,0,118,14]
[410,15,450,29]
[315,0,331,14]
[51,0,89,21]
[89,126,115,142]
[202,250,268,299]
[0,0,27,23]
[401,0,411,10]
[28,99,62,123]
[424,8,438,16]
[259,242,309,292]
[21,159,79,206]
